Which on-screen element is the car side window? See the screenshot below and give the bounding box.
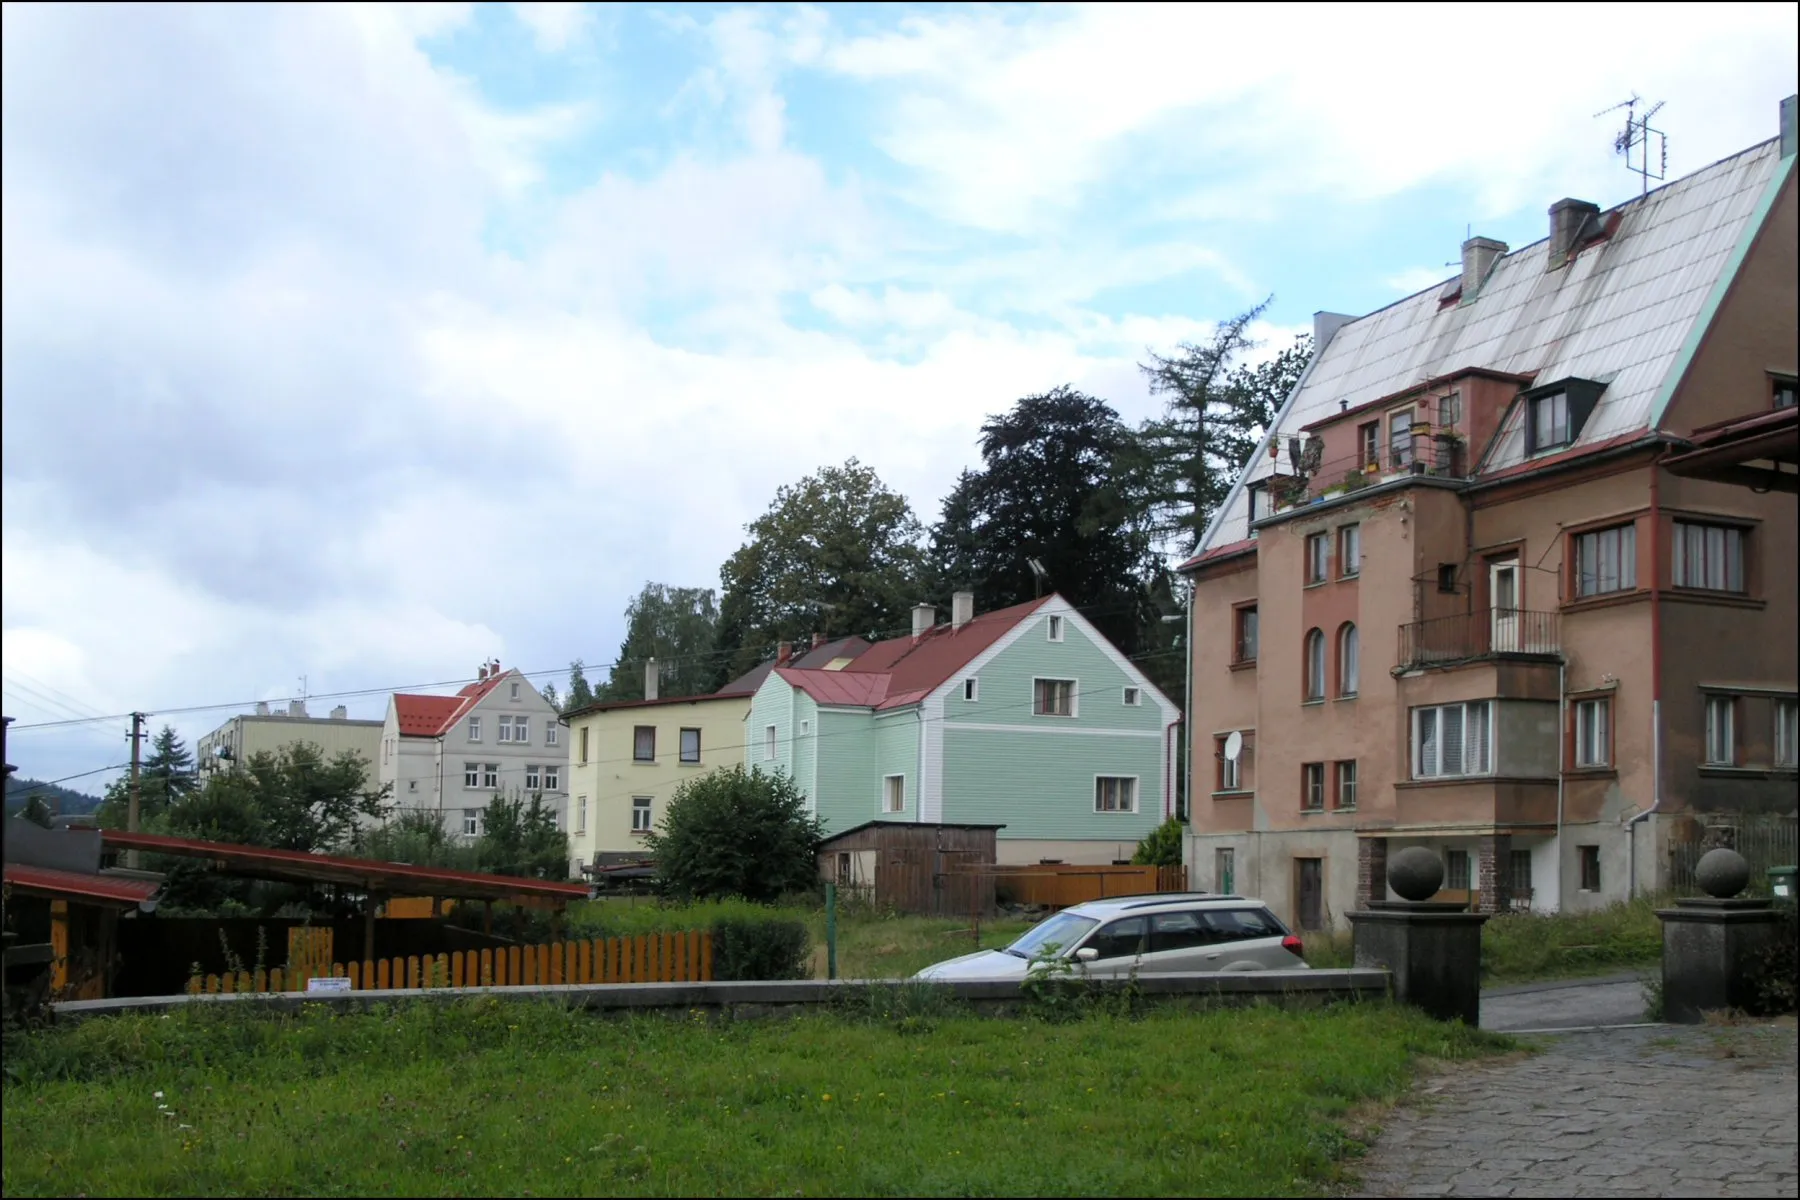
[1149,910,1211,953]
[1085,916,1147,960]
[1204,908,1280,941]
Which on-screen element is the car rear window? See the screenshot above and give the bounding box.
[1085,916,1147,960]
[1203,907,1283,941]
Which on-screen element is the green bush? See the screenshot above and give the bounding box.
[1746,906,1797,1016]
[1130,816,1185,867]
[646,766,823,902]
[710,916,811,981]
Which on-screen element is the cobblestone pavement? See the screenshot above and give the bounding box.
[1353,1022,1799,1198]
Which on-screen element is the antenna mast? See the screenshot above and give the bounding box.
[1595,94,1668,196]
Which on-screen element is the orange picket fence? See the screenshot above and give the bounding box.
[186,930,713,995]
[984,863,1189,909]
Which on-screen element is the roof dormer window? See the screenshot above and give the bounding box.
[1521,377,1607,458]
[1528,391,1570,453]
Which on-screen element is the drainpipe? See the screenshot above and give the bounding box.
[1556,658,1566,913]
[915,707,925,824]
[1182,581,1195,823]
[1626,453,1667,896]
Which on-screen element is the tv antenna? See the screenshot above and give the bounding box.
[1594,94,1667,196]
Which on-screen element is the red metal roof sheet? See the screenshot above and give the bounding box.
[1177,538,1257,572]
[714,636,874,696]
[774,669,892,707]
[3,863,161,906]
[393,669,514,738]
[841,597,1050,710]
[99,831,591,903]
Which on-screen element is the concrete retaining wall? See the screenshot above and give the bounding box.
[54,969,1390,1024]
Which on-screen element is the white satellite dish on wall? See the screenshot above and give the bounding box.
[1223,730,1243,761]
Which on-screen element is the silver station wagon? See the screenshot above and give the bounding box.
[914,893,1310,981]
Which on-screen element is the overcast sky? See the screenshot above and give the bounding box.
[4,2,1796,792]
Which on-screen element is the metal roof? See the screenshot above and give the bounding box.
[820,819,1008,843]
[1200,138,1787,554]
[3,863,162,907]
[99,830,591,905]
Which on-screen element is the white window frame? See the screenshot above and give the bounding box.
[497,715,512,743]
[1304,629,1326,701]
[1301,762,1325,811]
[462,810,482,837]
[1305,532,1329,584]
[576,795,588,835]
[1704,695,1736,766]
[1412,701,1493,779]
[1574,523,1637,598]
[679,727,701,765]
[510,681,520,700]
[525,764,541,790]
[545,723,559,747]
[1337,624,1359,698]
[1574,698,1610,768]
[764,724,777,761]
[543,766,560,791]
[1777,698,1799,770]
[1032,677,1078,718]
[1046,614,1064,642]
[1218,740,1240,792]
[1529,391,1570,453]
[882,773,905,814]
[1093,775,1139,814]
[467,715,481,742]
[1339,524,1361,578]
[963,677,979,702]
[482,763,499,790]
[1672,522,1746,593]
[631,795,653,833]
[463,762,480,789]
[1122,685,1141,706]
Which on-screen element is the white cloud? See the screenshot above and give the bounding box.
[511,2,592,53]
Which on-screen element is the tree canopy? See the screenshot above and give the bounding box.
[598,583,721,702]
[929,386,1158,656]
[96,723,198,830]
[1122,298,1311,555]
[645,765,824,902]
[711,459,928,689]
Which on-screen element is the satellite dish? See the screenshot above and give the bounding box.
[1223,730,1243,762]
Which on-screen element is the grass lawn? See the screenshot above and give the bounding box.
[1,998,1511,1198]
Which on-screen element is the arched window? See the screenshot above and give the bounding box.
[1304,628,1326,701]
[1338,623,1360,697]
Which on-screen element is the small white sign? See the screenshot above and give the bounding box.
[305,976,353,993]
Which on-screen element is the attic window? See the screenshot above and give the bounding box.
[1047,615,1064,642]
[1529,392,1570,453]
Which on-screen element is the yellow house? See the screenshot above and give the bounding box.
[560,692,751,869]
[559,637,872,873]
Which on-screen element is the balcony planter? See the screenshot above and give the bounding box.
[1342,470,1370,492]
[1410,421,1433,436]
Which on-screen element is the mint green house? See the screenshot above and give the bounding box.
[743,592,1180,865]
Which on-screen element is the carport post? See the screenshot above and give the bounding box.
[364,892,381,965]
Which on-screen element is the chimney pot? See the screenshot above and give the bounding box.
[1548,198,1600,270]
[255,701,269,716]
[951,591,975,631]
[644,657,659,702]
[478,665,488,681]
[1460,236,1507,300]
[777,641,793,666]
[911,603,937,640]
[330,705,347,720]
[288,699,306,719]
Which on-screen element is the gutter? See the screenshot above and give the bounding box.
[1626,449,1669,896]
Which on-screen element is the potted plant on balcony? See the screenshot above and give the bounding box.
[1342,468,1369,492]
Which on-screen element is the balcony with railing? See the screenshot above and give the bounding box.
[1398,607,1561,669]
[1260,421,1470,516]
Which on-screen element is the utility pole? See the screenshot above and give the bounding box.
[127,712,146,869]
[2,714,14,869]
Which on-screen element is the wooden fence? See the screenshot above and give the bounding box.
[983,863,1189,909]
[187,931,712,995]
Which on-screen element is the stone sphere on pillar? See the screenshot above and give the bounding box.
[1387,846,1445,902]
[1695,848,1751,899]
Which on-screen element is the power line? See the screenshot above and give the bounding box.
[3,762,131,801]
[6,595,1173,734]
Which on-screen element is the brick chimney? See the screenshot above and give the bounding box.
[1548,198,1600,270]
[951,591,975,631]
[777,641,793,666]
[1460,236,1507,301]
[911,604,936,641]
[478,664,488,682]
[644,657,659,702]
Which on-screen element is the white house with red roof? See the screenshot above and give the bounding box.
[378,659,569,842]
[746,592,1180,865]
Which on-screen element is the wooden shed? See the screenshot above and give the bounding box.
[817,821,1004,917]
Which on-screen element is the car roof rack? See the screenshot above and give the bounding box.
[1111,893,1246,909]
